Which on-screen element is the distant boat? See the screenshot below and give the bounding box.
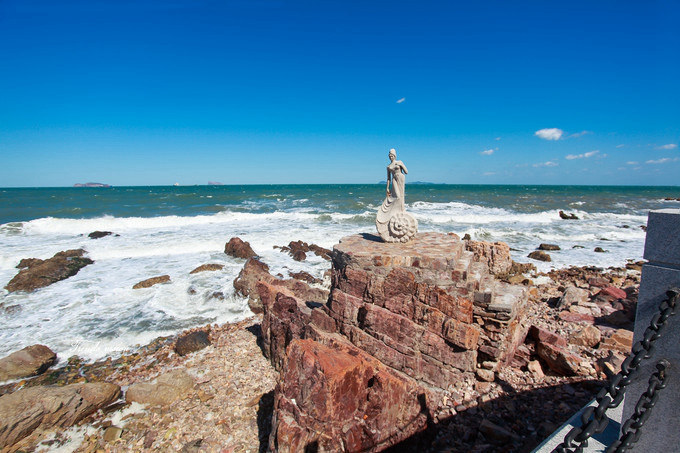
[174,182,180,186]
[74,182,111,188]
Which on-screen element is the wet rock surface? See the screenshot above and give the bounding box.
[0,344,57,381]
[5,249,94,293]
[132,275,170,289]
[224,236,257,259]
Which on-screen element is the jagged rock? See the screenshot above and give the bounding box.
[5,249,94,293]
[536,342,583,376]
[570,325,601,348]
[527,360,544,378]
[598,286,627,300]
[269,338,428,453]
[594,247,607,253]
[529,325,568,348]
[126,369,194,406]
[189,263,224,274]
[599,329,633,353]
[0,344,57,381]
[476,368,495,382]
[559,211,579,220]
[465,240,513,275]
[288,270,322,284]
[0,382,120,449]
[224,237,256,259]
[175,330,211,356]
[538,243,561,251]
[557,286,589,310]
[234,258,328,314]
[276,240,332,261]
[133,275,170,289]
[88,231,114,239]
[103,426,123,442]
[528,251,551,262]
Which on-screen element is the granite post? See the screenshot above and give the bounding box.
[621,208,680,449]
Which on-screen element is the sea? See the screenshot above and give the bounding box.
[1,184,679,367]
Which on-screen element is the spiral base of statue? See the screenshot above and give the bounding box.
[376,205,418,243]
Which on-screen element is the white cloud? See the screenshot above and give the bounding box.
[657,143,678,150]
[568,130,590,138]
[626,161,638,165]
[565,150,600,160]
[480,149,494,155]
[535,128,564,140]
[616,144,625,148]
[646,157,680,164]
[483,172,496,176]
[533,161,559,168]
[396,97,406,104]
[494,137,501,141]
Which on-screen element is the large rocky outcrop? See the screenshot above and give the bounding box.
[0,345,56,381]
[465,239,513,275]
[5,250,94,293]
[259,232,529,451]
[0,382,120,449]
[224,237,257,259]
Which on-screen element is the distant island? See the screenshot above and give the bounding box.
[73,182,111,188]
[208,181,224,186]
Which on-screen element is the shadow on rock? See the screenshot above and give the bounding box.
[257,390,275,453]
[385,379,604,453]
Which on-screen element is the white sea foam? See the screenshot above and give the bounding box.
[0,200,648,363]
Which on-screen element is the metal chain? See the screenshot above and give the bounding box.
[606,359,670,453]
[552,287,679,453]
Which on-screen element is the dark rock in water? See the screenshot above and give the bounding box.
[175,330,211,356]
[5,250,94,293]
[640,225,647,232]
[462,233,472,241]
[0,344,57,381]
[189,263,224,274]
[88,231,114,239]
[224,237,256,259]
[538,243,560,251]
[292,250,306,261]
[0,382,120,449]
[133,275,170,289]
[572,245,585,249]
[528,251,551,262]
[594,247,607,253]
[209,291,225,301]
[559,210,579,220]
[275,240,332,261]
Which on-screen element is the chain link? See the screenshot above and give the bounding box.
[552,287,678,453]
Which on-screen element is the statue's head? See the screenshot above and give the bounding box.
[389,148,396,161]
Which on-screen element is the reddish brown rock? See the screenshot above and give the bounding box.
[189,263,224,274]
[570,325,601,348]
[0,344,57,381]
[598,286,627,300]
[0,382,120,449]
[529,325,568,348]
[536,342,583,376]
[599,329,633,353]
[528,251,551,262]
[288,270,322,284]
[269,338,428,453]
[465,240,513,275]
[125,370,194,407]
[236,258,328,314]
[5,250,94,293]
[224,237,257,259]
[133,275,170,289]
[276,240,332,261]
[558,311,595,324]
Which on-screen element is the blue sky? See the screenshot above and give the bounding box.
[1,0,678,187]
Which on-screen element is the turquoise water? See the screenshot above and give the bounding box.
[0,184,678,364]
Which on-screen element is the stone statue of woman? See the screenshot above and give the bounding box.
[376,148,418,242]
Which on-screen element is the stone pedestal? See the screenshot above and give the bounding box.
[621,209,680,449]
[260,232,529,451]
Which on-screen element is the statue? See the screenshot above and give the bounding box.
[376,148,418,242]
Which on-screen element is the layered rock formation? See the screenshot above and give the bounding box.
[5,249,94,293]
[259,232,529,451]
